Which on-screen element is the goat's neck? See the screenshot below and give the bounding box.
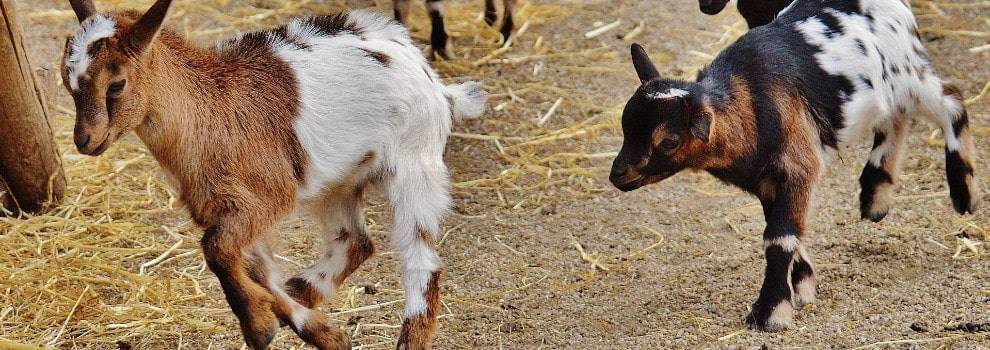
[134,32,234,182]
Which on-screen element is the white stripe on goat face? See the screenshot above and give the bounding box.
[647,88,690,100]
[66,15,117,91]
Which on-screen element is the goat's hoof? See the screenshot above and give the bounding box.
[299,323,351,350]
[860,207,888,223]
[792,279,817,308]
[431,47,453,61]
[243,322,279,350]
[745,301,795,332]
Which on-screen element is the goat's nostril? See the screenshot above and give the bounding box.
[75,133,91,150]
[609,167,627,180]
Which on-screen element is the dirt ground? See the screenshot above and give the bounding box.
[3,0,990,349]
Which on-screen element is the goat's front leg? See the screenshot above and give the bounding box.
[201,224,281,349]
[747,185,815,331]
[203,220,350,350]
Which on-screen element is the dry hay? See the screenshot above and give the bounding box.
[2,0,989,349]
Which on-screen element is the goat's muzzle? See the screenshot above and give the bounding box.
[609,166,644,192]
[699,0,731,15]
[74,122,112,156]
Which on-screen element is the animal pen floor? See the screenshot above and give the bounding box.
[2,0,989,349]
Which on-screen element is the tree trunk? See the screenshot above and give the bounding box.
[0,0,66,215]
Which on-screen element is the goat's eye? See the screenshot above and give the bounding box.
[107,80,126,97]
[660,136,680,152]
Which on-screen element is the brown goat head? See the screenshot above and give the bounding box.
[61,0,173,156]
[610,44,713,192]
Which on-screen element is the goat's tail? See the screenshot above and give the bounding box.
[443,81,486,122]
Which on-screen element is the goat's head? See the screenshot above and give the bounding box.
[698,0,732,15]
[61,0,172,156]
[610,44,713,192]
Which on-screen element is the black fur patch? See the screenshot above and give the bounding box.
[306,13,363,38]
[854,38,867,55]
[747,244,795,329]
[790,257,814,289]
[945,149,974,214]
[859,133,893,221]
[427,4,449,58]
[952,110,969,138]
[269,27,312,51]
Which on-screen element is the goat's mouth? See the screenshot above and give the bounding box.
[79,132,113,156]
[699,0,731,14]
[612,175,646,192]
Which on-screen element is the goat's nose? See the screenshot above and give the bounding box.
[609,166,627,182]
[75,132,91,151]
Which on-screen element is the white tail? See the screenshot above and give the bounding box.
[444,81,486,122]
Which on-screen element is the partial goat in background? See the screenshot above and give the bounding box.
[394,0,518,59]
[699,0,794,28]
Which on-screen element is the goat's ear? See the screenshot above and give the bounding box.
[690,112,712,143]
[124,0,173,55]
[631,43,660,83]
[68,0,97,23]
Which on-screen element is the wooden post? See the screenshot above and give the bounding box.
[0,0,66,215]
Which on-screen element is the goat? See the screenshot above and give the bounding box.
[699,0,794,28]
[611,0,979,331]
[62,0,485,348]
[393,0,518,59]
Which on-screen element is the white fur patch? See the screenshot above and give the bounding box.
[67,15,116,91]
[794,1,961,151]
[426,1,445,12]
[767,300,796,330]
[300,241,349,298]
[403,268,436,316]
[793,277,817,306]
[764,235,800,252]
[647,88,689,100]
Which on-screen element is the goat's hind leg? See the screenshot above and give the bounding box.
[859,118,907,222]
[389,163,450,350]
[939,85,980,213]
[286,185,375,309]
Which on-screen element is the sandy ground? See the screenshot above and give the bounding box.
[4,0,990,349]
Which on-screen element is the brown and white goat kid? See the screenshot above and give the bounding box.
[393,0,517,59]
[62,0,485,348]
[612,0,979,331]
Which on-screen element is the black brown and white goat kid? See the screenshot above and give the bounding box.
[63,0,485,348]
[699,0,794,28]
[394,0,517,59]
[612,0,979,331]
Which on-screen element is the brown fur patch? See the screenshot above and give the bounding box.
[285,276,323,309]
[769,82,823,235]
[397,271,442,350]
[126,26,308,225]
[297,312,352,350]
[359,48,390,66]
[695,76,757,170]
[333,233,375,286]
